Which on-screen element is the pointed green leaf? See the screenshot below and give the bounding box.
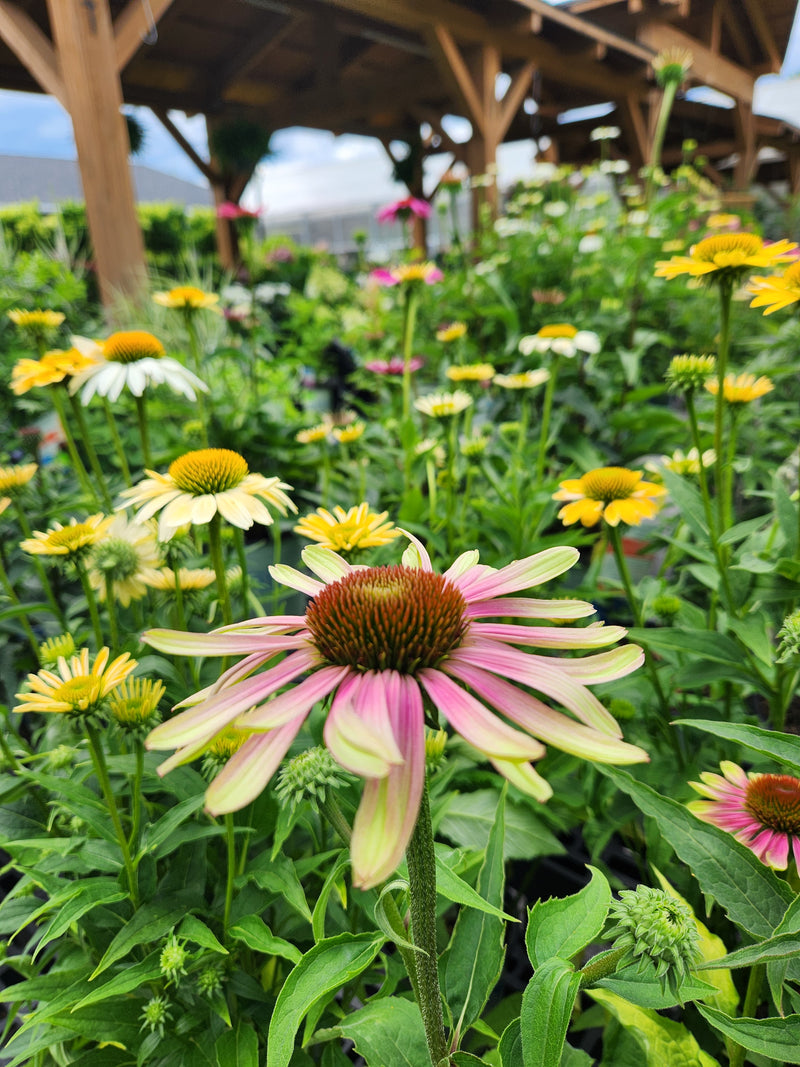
[697,1004,800,1063]
[34,881,128,959]
[229,915,302,964]
[311,851,350,942]
[215,1020,259,1067]
[521,957,582,1067]
[72,952,161,1009]
[678,720,800,776]
[499,1018,523,1067]
[316,997,428,1067]
[589,988,718,1066]
[435,849,516,921]
[699,931,800,970]
[526,866,611,969]
[90,898,191,979]
[178,914,228,954]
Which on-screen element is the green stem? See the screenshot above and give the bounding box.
[104,574,120,653]
[579,947,627,989]
[14,502,67,628]
[134,393,152,470]
[50,386,100,506]
[714,281,733,534]
[728,964,765,1067]
[535,357,560,486]
[101,398,132,486]
[644,80,679,206]
[382,889,422,1005]
[75,558,104,649]
[445,416,458,553]
[129,741,144,853]
[319,795,353,844]
[724,406,740,534]
[405,780,448,1066]
[401,285,421,497]
[85,720,139,907]
[208,515,233,626]
[0,551,41,660]
[66,392,114,510]
[223,813,236,939]
[234,528,250,617]
[185,315,210,446]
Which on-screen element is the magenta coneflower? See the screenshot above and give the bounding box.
[144,535,647,888]
[688,760,800,870]
[377,197,432,223]
[365,355,424,375]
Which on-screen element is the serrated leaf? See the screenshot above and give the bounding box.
[521,957,582,1067]
[526,866,610,969]
[245,853,312,922]
[697,1004,800,1063]
[317,997,428,1066]
[267,932,384,1067]
[90,898,191,979]
[229,915,302,964]
[589,988,718,1066]
[598,767,793,938]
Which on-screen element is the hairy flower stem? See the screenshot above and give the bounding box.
[101,398,132,486]
[50,387,101,507]
[535,356,560,486]
[75,559,104,650]
[208,515,233,627]
[406,781,448,1066]
[319,795,353,845]
[85,720,139,908]
[608,526,674,739]
[14,502,66,628]
[104,575,120,653]
[644,80,679,206]
[714,281,733,535]
[134,393,153,470]
[66,393,114,510]
[728,964,765,1067]
[401,285,420,495]
[579,947,627,989]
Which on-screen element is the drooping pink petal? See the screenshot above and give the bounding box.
[268,563,324,597]
[205,719,306,815]
[351,673,425,889]
[749,828,789,870]
[400,531,433,570]
[144,628,308,657]
[241,665,351,730]
[489,757,553,802]
[213,615,307,634]
[146,649,316,750]
[455,547,579,601]
[444,660,648,765]
[526,645,644,683]
[324,672,405,777]
[464,597,596,620]
[468,622,628,649]
[419,668,545,760]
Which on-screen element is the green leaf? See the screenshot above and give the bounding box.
[90,897,191,979]
[697,1004,800,1063]
[373,880,421,954]
[245,853,312,922]
[215,1021,259,1067]
[774,474,798,556]
[446,784,508,1036]
[178,914,229,954]
[594,962,719,1008]
[699,930,800,970]
[267,932,385,1067]
[589,989,718,1066]
[72,952,161,1009]
[229,915,302,964]
[437,789,564,860]
[317,997,428,1067]
[311,851,350,942]
[499,1019,523,1067]
[597,767,793,938]
[435,848,516,921]
[520,957,582,1067]
[660,468,708,538]
[452,1054,487,1065]
[33,879,128,958]
[560,1044,593,1067]
[526,866,611,969]
[626,628,745,668]
[678,719,800,776]
[142,793,206,852]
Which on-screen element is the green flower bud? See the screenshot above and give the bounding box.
[275,745,354,808]
[425,728,448,772]
[140,995,172,1036]
[665,354,716,393]
[39,633,76,667]
[777,608,800,664]
[196,961,225,997]
[159,935,189,985]
[652,594,682,619]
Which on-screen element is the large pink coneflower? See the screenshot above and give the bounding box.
[377,197,432,223]
[365,355,424,375]
[688,760,800,870]
[216,201,261,220]
[144,535,647,888]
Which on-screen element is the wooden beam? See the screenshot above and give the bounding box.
[618,90,649,166]
[733,99,757,188]
[740,0,782,73]
[709,0,722,54]
[498,60,535,139]
[426,24,486,136]
[509,0,654,63]
[636,20,755,102]
[46,0,146,306]
[154,108,219,183]
[113,0,176,72]
[0,1,66,108]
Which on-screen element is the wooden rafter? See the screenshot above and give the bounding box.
[717,0,754,67]
[0,1,66,108]
[114,0,176,72]
[207,11,304,107]
[508,0,654,63]
[499,60,535,138]
[153,108,220,183]
[636,19,755,101]
[740,0,782,72]
[426,24,486,136]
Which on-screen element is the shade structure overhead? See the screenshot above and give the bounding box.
[1,0,798,302]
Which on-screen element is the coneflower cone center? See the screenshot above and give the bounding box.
[56,676,102,712]
[539,323,577,339]
[306,566,468,673]
[49,524,94,548]
[745,775,800,834]
[581,467,640,503]
[104,330,165,363]
[695,233,761,262]
[169,449,248,494]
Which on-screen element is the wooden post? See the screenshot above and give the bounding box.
[46,0,146,308]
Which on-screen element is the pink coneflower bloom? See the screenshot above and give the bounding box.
[365,355,424,375]
[371,263,443,287]
[688,761,800,870]
[144,535,646,889]
[376,197,432,223]
[216,201,261,220]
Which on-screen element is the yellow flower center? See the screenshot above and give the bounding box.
[48,522,97,549]
[306,566,468,674]
[694,233,762,264]
[395,263,437,283]
[208,727,249,760]
[169,286,210,306]
[538,324,578,339]
[745,775,800,834]
[581,467,641,503]
[56,676,103,712]
[169,449,249,494]
[103,330,166,364]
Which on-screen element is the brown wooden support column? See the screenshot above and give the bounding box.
[733,100,757,189]
[45,0,146,308]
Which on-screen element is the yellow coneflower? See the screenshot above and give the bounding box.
[647,448,716,477]
[436,322,467,343]
[144,566,217,592]
[38,633,77,668]
[7,308,65,330]
[332,422,365,444]
[655,234,796,283]
[296,423,331,444]
[11,348,95,395]
[118,448,295,541]
[414,391,472,418]
[0,463,38,499]
[494,370,550,390]
[554,467,667,527]
[108,677,166,730]
[665,354,717,392]
[15,647,135,717]
[152,286,219,310]
[446,363,495,383]
[748,261,800,316]
[294,504,400,553]
[21,514,112,558]
[89,515,161,606]
[705,373,774,403]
